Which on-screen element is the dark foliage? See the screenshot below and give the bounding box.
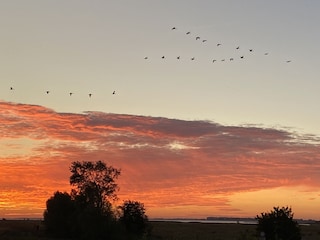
[256,206,301,240]
[43,191,75,238]
[44,161,149,239]
[119,200,149,237]
[69,160,121,213]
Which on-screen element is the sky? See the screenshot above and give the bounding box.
[0,0,319,220]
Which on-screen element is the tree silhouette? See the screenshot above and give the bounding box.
[70,160,121,213]
[256,206,301,240]
[44,161,149,239]
[43,191,75,238]
[119,200,149,237]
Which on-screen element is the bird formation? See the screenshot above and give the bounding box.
[8,87,116,98]
[144,26,292,64]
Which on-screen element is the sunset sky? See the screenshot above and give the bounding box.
[1,1,320,220]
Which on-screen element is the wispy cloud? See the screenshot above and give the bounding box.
[0,101,319,218]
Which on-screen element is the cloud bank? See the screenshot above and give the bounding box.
[0,101,319,218]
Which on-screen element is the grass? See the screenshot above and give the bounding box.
[0,219,47,240]
[0,219,319,240]
[149,221,257,240]
[149,221,320,240]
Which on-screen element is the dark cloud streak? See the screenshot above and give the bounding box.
[0,101,320,218]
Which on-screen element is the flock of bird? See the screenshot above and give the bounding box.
[8,87,116,98]
[6,26,293,100]
[144,26,292,63]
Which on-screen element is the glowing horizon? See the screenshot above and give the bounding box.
[1,1,320,221]
[0,101,319,220]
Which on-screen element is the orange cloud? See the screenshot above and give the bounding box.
[0,101,320,219]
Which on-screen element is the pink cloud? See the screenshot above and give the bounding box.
[0,101,320,218]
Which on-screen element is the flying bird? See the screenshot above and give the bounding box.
[10,87,14,90]
[162,56,165,59]
[69,92,73,96]
[186,31,191,35]
[212,59,216,63]
[236,46,240,49]
[113,91,116,95]
[171,27,176,30]
[202,40,207,42]
[230,58,234,61]
[144,56,148,59]
[191,57,195,60]
[286,60,292,63]
[46,91,50,94]
[89,93,92,98]
[249,49,253,52]
[177,56,180,60]
[196,37,200,40]
[264,53,269,55]
[240,56,244,59]
[217,43,221,46]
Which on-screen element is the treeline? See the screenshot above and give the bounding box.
[43,161,303,240]
[44,161,149,240]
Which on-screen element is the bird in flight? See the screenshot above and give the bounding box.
[264,53,269,55]
[113,91,116,95]
[46,91,50,94]
[191,57,195,60]
[177,56,180,60]
[212,59,216,63]
[249,49,253,52]
[196,37,200,40]
[89,93,92,98]
[202,39,207,43]
[240,56,244,59]
[144,56,148,59]
[186,31,191,35]
[236,46,240,50]
[69,92,73,96]
[217,43,222,46]
[162,56,165,59]
[230,58,234,61]
[286,60,292,63]
[10,87,14,90]
[171,27,176,30]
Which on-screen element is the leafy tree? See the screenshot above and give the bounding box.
[119,200,149,237]
[44,161,123,239]
[70,160,121,213]
[43,191,75,238]
[256,206,301,240]
[69,161,121,239]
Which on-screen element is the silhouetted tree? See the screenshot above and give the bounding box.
[256,206,301,240]
[69,161,121,239]
[119,200,149,237]
[44,161,124,239]
[43,191,75,238]
[70,160,121,213]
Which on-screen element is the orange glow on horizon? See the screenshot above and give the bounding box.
[1,101,320,220]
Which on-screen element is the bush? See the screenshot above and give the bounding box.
[119,200,149,237]
[256,206,301,240]
[43,191,75,238]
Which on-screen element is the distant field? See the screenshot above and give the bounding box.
[0,219,319,240]
[149,221,320,240]
[0,219,46,240]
